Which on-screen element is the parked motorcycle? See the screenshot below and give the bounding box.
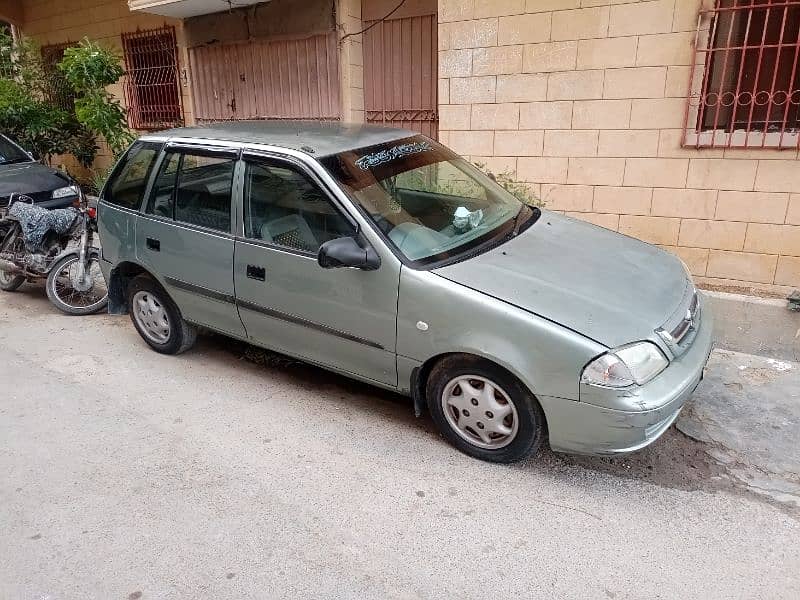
[0,187,108,315]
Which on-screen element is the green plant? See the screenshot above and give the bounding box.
[58,39,134,157]
[0,31,45,93]
[474,163,544,208]
[88,165,112,195]
[0,31,98,167]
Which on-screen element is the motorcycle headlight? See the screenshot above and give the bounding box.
[581,341,668,388]
[52,185,79,199]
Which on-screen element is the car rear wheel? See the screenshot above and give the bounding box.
[427,355,546,463]
[128,275,197,355]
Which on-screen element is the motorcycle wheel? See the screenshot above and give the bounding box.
[0,269,24,292]
[46,253,109,315]
[0,226,25,292]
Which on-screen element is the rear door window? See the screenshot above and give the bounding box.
[145,149,236,233]
[145,152,180,218]
[104,141,162,210]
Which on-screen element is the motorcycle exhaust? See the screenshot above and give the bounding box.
[0,258,22,274]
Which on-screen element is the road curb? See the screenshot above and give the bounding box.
[705,291,799,362]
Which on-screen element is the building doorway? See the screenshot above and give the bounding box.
[362,0,439,138]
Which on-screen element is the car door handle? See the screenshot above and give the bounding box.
[146,237,160,251]
[246,264,266,281]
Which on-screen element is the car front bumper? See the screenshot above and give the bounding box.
[539,298,715,456]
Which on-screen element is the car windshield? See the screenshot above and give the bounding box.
[320,136,529,265]
[0,135,32,165]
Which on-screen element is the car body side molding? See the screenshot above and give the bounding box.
[164,276,235,304]
[236,299,385,350]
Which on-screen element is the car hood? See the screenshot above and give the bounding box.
[0,161,70,197]
[433,211,690,348]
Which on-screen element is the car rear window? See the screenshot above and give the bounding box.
[103,141,162,210]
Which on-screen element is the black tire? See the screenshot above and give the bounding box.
[127,274,197,355]
[45,253,109,315]
[0,270,25,292]
[426,354,546,463]
[0,225,25,292]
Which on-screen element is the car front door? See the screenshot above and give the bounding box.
[233,152,399,387]
[136,143,246,338]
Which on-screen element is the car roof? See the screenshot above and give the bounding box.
[143,120,419,157]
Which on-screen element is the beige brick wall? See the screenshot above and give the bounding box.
[20,0,192,170]
[438,0,800,295]
[337,0,366,123]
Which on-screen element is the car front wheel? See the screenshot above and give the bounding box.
[427,355,546,463]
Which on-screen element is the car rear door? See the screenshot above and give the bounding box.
[136,143,246,338]
[98,140,162,268]
[232,151,399,387]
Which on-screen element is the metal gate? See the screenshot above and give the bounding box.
[122,26,184,130]
[188,32,341,122]
[362,2,438,138]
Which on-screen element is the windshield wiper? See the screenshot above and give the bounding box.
[511,204,530,236]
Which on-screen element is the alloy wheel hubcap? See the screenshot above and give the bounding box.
[441,375,519,450]
[133,291,171,344]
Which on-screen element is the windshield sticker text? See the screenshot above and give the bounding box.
[355,142,433,170]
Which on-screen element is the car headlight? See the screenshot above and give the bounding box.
[581,341,668,388]
[52,185,79,199]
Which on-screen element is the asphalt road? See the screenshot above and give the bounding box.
[1,287,798,600]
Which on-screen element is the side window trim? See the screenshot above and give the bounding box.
[166,142,240,158]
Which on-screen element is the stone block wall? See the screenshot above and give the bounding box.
[438,0,800,294]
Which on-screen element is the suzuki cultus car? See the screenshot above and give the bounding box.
[97,122,713,463]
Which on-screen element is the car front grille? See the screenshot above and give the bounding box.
[1,191,52,206]
[656,287,701,356]
[24,191,53,204]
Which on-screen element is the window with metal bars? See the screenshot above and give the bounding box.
[122,26,183,130]
[684,0,800,149]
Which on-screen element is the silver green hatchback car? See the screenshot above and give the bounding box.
[98,121,713,463]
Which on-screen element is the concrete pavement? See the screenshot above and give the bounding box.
[1,287,799,599]
[677,349,800,506]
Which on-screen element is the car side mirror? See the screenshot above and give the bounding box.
[318,237,380,271]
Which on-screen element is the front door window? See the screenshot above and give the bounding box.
[243,160,354,252]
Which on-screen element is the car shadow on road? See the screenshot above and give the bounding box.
[200,332,744,500]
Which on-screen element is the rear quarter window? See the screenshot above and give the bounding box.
[103,141,162,210]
